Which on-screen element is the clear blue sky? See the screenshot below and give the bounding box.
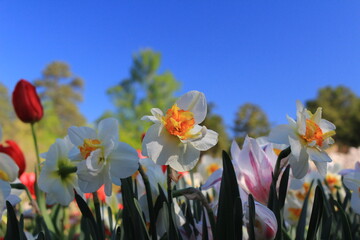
[1,1,360,135]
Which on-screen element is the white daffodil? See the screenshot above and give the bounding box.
[268,101,336,179]
[38,137,79,206]
[0,153,19,214]
[141,91,218,172]
[68,118,139,196]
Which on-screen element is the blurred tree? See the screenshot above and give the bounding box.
[0,83,14,128]
[104,49,180,149]
[202,103,230,157]
[306,86,360,150]
[34,61,86,136]
[233,103,270,147]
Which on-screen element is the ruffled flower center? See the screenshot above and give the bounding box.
[325,173,341,193]
[301,119,324,146]
[0,170,9,181]
[79,139,102,159]
[163,104,195,139]
[288,207,301,221]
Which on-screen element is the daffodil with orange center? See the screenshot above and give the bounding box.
[268,101,336,179]
[141,91,218,172]
[67,118,139,196]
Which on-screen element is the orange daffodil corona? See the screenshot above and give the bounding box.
[268,101,336,179]
[141,91,218,172]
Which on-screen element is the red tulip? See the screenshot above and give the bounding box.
[12,79,43,123]
[0,140,26,176]
[20,172,36,199]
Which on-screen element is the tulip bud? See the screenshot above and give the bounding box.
[0,140,26,177]
[12,79,43,123]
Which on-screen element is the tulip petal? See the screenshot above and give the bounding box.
[110,142,139,182]
[68,126,97,146]
[176,91,207,124]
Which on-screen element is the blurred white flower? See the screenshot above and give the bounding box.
[68,118,139,196]
[340,162,360,214]
[38,137,79,206]
[0,153,19,214]
[142,91,218,171]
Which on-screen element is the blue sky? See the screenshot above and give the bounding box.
[1,1,360,135]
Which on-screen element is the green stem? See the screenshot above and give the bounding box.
[138,164,157,240]
[30,123,41,174]
[172,187,216,235]
[167,165,178,239]
[10,183,40,214]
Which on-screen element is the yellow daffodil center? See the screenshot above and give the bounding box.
[325,173,341,193]
[273,148,282,156]
[288,207,302,221]
[79,139,102,159]
[0,170,9,181]
[163,104,195,140]
[206,163,220,175]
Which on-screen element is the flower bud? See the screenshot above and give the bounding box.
[12,79,43,123]
[0,140,26,177]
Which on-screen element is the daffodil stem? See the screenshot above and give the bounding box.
[10,183,40,214]
[93,192,105,239]
[138,164,157,240]
[172,187,216,235]
[30,123,41,174]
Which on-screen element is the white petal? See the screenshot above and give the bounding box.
[289,136,302,160]
[312,107,322,124]
[49,181,74,206]
[110,142,139,181]
[168,143,200,172]
[313,161,327,177]
[86,149,105,173]
[0,180,11,205]
[319,119,336,132]
[98,118,119,143]
[297,112,307,136]
[286,115,297,129]
[350,193,360,214]
[141,115,159,122]
[307,148,332,162]
[268,125,292,145]
[343,172,360,191]
[296,100,304,113]
[68,148,83,161]
[151,108,164,120]
[190,129,218,151]
[0,153,19,182]
[77,161,104,193]
[142,124,179,166]
[176,91,207,124]
[289,150,309,179]
[68,126,97,146]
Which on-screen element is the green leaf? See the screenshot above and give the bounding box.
[202,210,209,240]
[278,165,291,210]
[215,151,240,240]
[233,197,243,240]
[5,201,21,240]
[295,181,314,240]
[75,192,100,240]
[306,186,324,240]
[248,194,256,240]
[330,199,352,240]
